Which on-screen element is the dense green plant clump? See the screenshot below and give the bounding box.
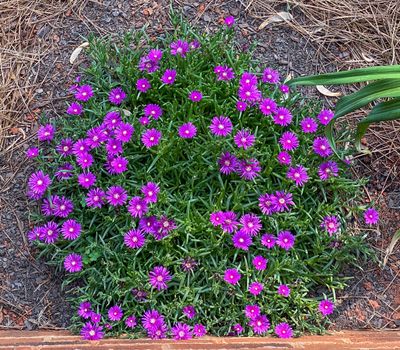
[26,16,377,340]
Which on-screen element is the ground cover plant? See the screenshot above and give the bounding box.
[26,15,377,340]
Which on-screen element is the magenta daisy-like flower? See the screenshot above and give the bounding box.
[37,124,55,142]
[149,266,172,290]
[171,323,192,340]
[138,56,159,73]
[300,117,318,133]
[128,196,148,218]
[67,102,83,115]
[106,139,123,156]
[136,78,151,92]
[280,84,290,94]
[319,299,334,316]
[273,107,293,126]
[318,109,334,125]
[218,152,238,175]
[41,221,59,243]
[181,257,198,273]
[78,172,96,189]
[261,233,276,248]
[125,315,137,328]
[72,139,90,156]
[182,305,196,319]
[217,66,235,81]
[240,72,258,87]
[170,40,189,57]
[53,196,74,218]
[236,100,247,111]
[90,313,101,324]
[75,85,93,102]
[224,15,235,27]
[106,186,127,206]
[262,67,280,84]
[277,230,295,250]
[220,211,239,233]
[28,170,51,196]
[318,161,339,180]
[147,49,162,62]
[313,137,333,158]
[78,301,92,319]
[188,90,202,102]
[277,151,291,165]
[57,138,74,156]
[141,182,160,203]
[210,116,233,137]
[224,268,241,285]
[161,69,177,85]
[108,87,126,105]
[86,188,106,208]
[76,152,93,169]
[41,195,57,216]
[279,131,299,151]
[26,147,39,158]
[210,211,225,226]
[364,208,379,225]
[278,284,291,297]
[259,98,277,115]
[232,230,253,250]
[249,314,270,334]
[178,122,197,139]
[258,193,276,216]
[144,104,163,120]
[234,129,255,149]
[103,111,122,129]
[271,191,294,212]
[189,40,201,50]
[321,215,340,235]
[139,216,158,234]
[238,158,261,181]
[193,324,206,337]
[109,156,129,174]
[252,255,268,271]
[142,309,165,330]
[147,323,168,339]
[240,213,262,236]
[275,322,293,338]
[244,304,260,319]
[108,305,123,321]
[64,253,83,273]
[141,128,162,148]
[139,116,150,126]
[233,323,243,334]
[55,163,74,181]
[287,165,309,186]
[238,84,262,102]
[27,227,43,241]
[80,322,104,341]
[115,123,134,143]
[86,126,107,149]
[249,281,264,296]
[154,215,176,240]
[124,229,145,249]
[61,219,81,240]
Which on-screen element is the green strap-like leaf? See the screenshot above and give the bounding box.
[288,65,400,86]
[355,98,400,150]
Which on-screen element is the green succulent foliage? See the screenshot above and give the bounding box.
[287,65,400,151]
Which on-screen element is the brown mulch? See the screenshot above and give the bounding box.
[0,0,399,331]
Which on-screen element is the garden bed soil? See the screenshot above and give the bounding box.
[1,0,399,332]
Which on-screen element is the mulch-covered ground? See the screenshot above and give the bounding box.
[0,0,399,331]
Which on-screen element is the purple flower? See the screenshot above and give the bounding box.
[28,170,51,196]
[259,98,277,115]
[61,219,81,240]
[275,322,293,338]
[287,165,309,186]
[224,16,235,27]
[57,138,74,156]
[80,322,103,340]
[233,323,243,334]
[125,315,137,328]
[154,216,176,239]
[27,227,43,241]
[136,78,151,92]
[75,85,93,101]
[161,69,177,85]
[258,193,276,216]
[86,188,106,208]
[261,233,276,248]
[193,324,206,337]
[108,305,123,321]
[318,161,339,180]
[252,256,268,271]
[64,253,83,273]
[321,215,340,235]
[103,111,122,129]
[234,129,255,149]
[141,182,160,203]
[210,116,233,137]
[318,109,334,125]
[313,137,333,158]
[189,40,201,50]
[147,323,168,339]
[217,66,235,81]
[67,102,83,115]
[210,211,224,226]
[115,123,134,143]
[244,304,260,319]
[76,152,94,169]
[108,87,126,105]
[188,90,202,102]
[182,305,196,319]
[236,100,247,111]
[41,195,57,216]
[300,117,318,133]
[128,196,148,218]
[249,281,264,296]
[277,151,291,165]
[262,67,280,84]
[279,131,299,151]
[170,40,189,57]
[277,231,295,250]
[149,266,172,290]
[280,84,290,94]
[278,284,291,297]
[271,191,294,212]
[171,323,192,340]
[55,163,74,181]
[37,124,55,142]
[238,84,262,102]
[249,314,270,334]
[178,122,197,139]
[218,152,238,175]
[124,229,146,249]
[364,208,379,225]
[232,230,253,250]
[238,158,261,181]
[86,126,107,148]
[139,116,150,126]
[220,211,239,233]
[78,301,92,319]
[53,196,74,218]
[90,313,101,324]
[240,213,262,236]
[141,128,162,148]
[181,257,198,272]
[106,186,128,206]
[106,139,123,156]
[224,268,241,285]
[273,107,293,126]
[138,56,159,73]
[72,139,90,156]
[78,172,96,188]
[319,299,334,316]
[139,216,158,234]
[142,309,165,330]
[240,72,258,87]
[109,156,129,174]
[26,147,39,158]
